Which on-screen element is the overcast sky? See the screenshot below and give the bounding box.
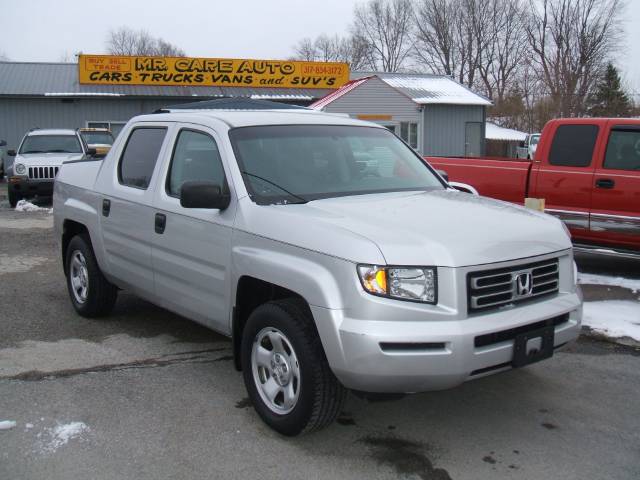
[2,0,639,95]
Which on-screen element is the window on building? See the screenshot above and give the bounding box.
[167,130,226,197]
[604,128,640,171]
[549,124,599,167]
[118,128,167,189]
[399,122,418,149]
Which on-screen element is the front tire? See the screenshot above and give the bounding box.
[241,299,346,436]
[8,185,20,208]
[65,234,117,317]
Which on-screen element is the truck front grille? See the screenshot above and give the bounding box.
[28,166,59,180]
[467,258,560,313]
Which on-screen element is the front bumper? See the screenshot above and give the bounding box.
[9,176,54,196]
[312,292,582,393]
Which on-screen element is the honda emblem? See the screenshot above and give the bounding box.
[515,272,533,297]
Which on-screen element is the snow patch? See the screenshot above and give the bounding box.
[41,422,89,452]
[15,199,53,213]
[578,273,640,294]
[583,300,640,341]
[0,420,17,430]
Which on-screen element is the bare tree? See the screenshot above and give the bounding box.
[412,0,488,87]
[291,34,371,70]
[106,27,186,56]
[526,0,623,117]
[476,0,529,103]
[352,0,414,72]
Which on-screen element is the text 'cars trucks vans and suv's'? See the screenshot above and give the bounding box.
[53,105,582,435]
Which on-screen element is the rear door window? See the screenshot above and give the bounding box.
[603,128,640,171]
[549,125,599,167]
[119,127,167,189]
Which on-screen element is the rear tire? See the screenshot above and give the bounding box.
[8,185,20,208]
[65,234,117,317]
[241,298,346,436]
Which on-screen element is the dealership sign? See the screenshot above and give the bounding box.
[78,55,350,89]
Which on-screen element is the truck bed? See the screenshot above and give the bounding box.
[426,156,532,204]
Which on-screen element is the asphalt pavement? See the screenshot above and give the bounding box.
[1,185,639,480]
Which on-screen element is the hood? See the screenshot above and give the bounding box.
[16,152,85,165]
[242,190,571,268]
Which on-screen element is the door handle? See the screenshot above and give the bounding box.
[102,199,111,217]
[595,178,615,189]
[154,213,166,234]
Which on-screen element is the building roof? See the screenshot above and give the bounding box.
[311,72,491,108]
[308,77,373,110]
[485,122,527,141]
[0,61,332,100]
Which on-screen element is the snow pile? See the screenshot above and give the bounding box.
[14,199,52,213]
[42,422,89,452]
[0,420,17,430]
[583,301,640,341]
[579,273,640,294]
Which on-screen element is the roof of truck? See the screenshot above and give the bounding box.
[136,109,380,129]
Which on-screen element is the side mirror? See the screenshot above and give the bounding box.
[86,147,97,156]
[7,149,16,157]
[180,181,230,210]
[0,140,6,147]
[436,169,449,182]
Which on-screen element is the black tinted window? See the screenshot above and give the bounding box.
[167,130,225,197]
[119,128,167,189]
[604,129,640,171]
[549,125,598,167]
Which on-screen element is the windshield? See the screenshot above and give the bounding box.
[229,125,444,204]
[530,134,540,146]
[81,131,114,145]
[20,135,82,154]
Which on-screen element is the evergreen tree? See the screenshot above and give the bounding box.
[587,64,632,117]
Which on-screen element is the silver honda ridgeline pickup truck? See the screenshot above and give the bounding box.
[53,107,582,436]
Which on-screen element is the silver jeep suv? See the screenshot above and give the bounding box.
[7,128,90,207]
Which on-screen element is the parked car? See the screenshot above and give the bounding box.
[516,133,541,159]
[53,107,582,435]
[79,128,114,157]
[428,118,640,259]
[7,128,94,207]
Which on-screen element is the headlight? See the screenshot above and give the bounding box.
[15,163,26,175]
[357,265,437,304]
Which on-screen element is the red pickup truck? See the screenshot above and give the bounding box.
[427,118,640,258]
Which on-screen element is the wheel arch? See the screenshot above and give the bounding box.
[61,219,90,276]
[232,276,314,372]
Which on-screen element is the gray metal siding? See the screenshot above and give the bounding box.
[423,104,486,156]
[321,76,422,150]
[0,97,178,148]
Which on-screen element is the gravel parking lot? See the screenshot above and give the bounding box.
[1,185,639,480]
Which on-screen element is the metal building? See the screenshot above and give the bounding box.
[310,73,492,156]
[0,61,333,149]
[0,62,491,159]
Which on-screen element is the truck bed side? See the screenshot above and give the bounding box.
[426,156,533,204]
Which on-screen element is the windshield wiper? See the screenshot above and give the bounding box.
[21,150,44,154]
[240,171,308,204]
[48,149,76,153]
